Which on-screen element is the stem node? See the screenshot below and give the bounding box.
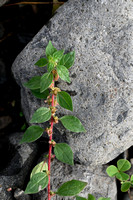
[48,80,55,200]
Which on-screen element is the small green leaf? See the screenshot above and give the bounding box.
[59,51,75,69]
[24,76,41,90]
[56,65,70,83]
[19,112,23,117]
[30,161,48,179]
[76,196,87,200]
[57,91,73,111]
[20,125,44,144]
[40,72,53,93]
[21,123,26,131]
[46,41,57,57]
[56,180,87,196]
[106,165,118,177]
[88,194,96,200]
[53,49,64,62]
[117,159,131,172]
[25,172,48,194]
[35,58,48,67]
[60,115,86,133]
[47,62,55,72]
[98,198,110,200]
[121,182,131,192]
[130,175,133,183]
[116,172,129,181]
[30,107,51,123]
[31,89,49,99]
[54,143,73,165]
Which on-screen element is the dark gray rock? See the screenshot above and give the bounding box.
[12,0,133,166]
[0,132,37,200]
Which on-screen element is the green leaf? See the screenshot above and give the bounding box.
[47,62,55,72]
[59,51,75,69]
[54,143,73,165]
[20,125,44,144]
[35,58,48,67]
[19,112,23,117]
[76,196,87,200]
[116,172,129,181]
[57,91,73,111]
[60,115,86,133]
[56,180,87,196]
[56,65,70,83]
[121,182,131,192]
[24,76,41,90]
[25,172,48,194]
[21,123,26,131]
[31,89,49,99]
[98,198,110,200]
[53,49,64,62]
[40,72,53,93]
[130,175,133,183]
[117,159,131,172]
[46,41,57,58]
[106,165,118,177]
[88,194,96,200]
[30,161,48,179]
[30,107,51,123]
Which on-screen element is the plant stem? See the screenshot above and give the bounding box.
[4,2,64,6]
[48,80,55,200]
[128,190,132,200]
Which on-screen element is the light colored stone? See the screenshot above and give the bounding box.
[12,0,133,166]
[33,158,117,200]
[14,188,31,200]
[12,0,133,198]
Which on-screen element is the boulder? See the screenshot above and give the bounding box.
[12,0,133,198]
[12,0,133,166]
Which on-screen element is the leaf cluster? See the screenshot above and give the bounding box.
[24,41,75,99]
[106,159,133,192]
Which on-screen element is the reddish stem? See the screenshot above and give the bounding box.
[128,190,132,200]
[48,80,55,200]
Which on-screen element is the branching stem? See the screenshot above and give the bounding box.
[48,80,55,200]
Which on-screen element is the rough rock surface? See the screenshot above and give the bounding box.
[0,132,37,200]
[32,156,117,200]
[12,0,133,166]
